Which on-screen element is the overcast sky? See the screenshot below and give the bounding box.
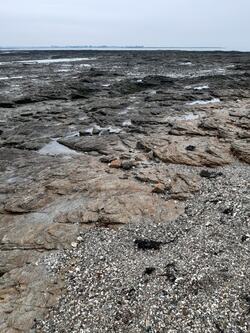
[1,0,249,50]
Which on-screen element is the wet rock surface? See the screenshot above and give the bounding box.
[0,50,249,332]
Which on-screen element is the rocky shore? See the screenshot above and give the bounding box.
[0,50,249,332]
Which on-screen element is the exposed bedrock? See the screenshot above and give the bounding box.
[0,50,249,332]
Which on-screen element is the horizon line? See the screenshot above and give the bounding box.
[0,45,225,49]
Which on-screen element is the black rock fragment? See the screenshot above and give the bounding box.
[161,263,177,283]
[136,141,151,152]
[215,322,224,333]
[186,145,196,151]
[143,267,156,275]
[200,170,223,179]
[99,156,114,163]
[134,239,163,250]
[121,160,134,170]
[241,234,249,242]
[222,207,234,215]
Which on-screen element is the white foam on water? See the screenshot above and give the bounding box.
[194,85,209,90]
[122,119,132,127]
[0,77,8,80]
[38,141,79,156]
[186,98,220,106]
[102,84,110,87]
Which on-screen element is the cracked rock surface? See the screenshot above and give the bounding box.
[0,50,249,332]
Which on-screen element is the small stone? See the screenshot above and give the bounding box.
[134,239,163,250]
[186,145,196,151]
[200,170,223,179]
[152,182,165,194]
[143,267,156,275]
[121,160,134,170]
[109,159,122,168]
[100,156,115,163]
[92,127,101,135]
[71,242,77,248]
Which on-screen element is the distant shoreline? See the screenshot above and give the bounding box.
[1,46,249,52]
[0,46,225,51]
[0,46,250,52]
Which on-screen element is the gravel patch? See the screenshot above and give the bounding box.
[37,164,250,333]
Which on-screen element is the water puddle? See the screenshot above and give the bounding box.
[7,176,23,184]
[81,124,122,136]
[108,126,122,134]
[17,57,96,64]
[80,64,91,68]
[119,106,136,115]
[122,119,132,127]
[38,140,79,156]
[178,113,200,121]
[0,76,23,80]
[0,58,96,66]
[119,109,128,115]
[79,116,88,121]
[186,98,220,106]
[165,112,200,122]
[65,131,80,138]
[194,85,209,90]
[217,68,226,73]
[179,62,193,66]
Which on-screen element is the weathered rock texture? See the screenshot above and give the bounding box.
[0,50,249,332]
